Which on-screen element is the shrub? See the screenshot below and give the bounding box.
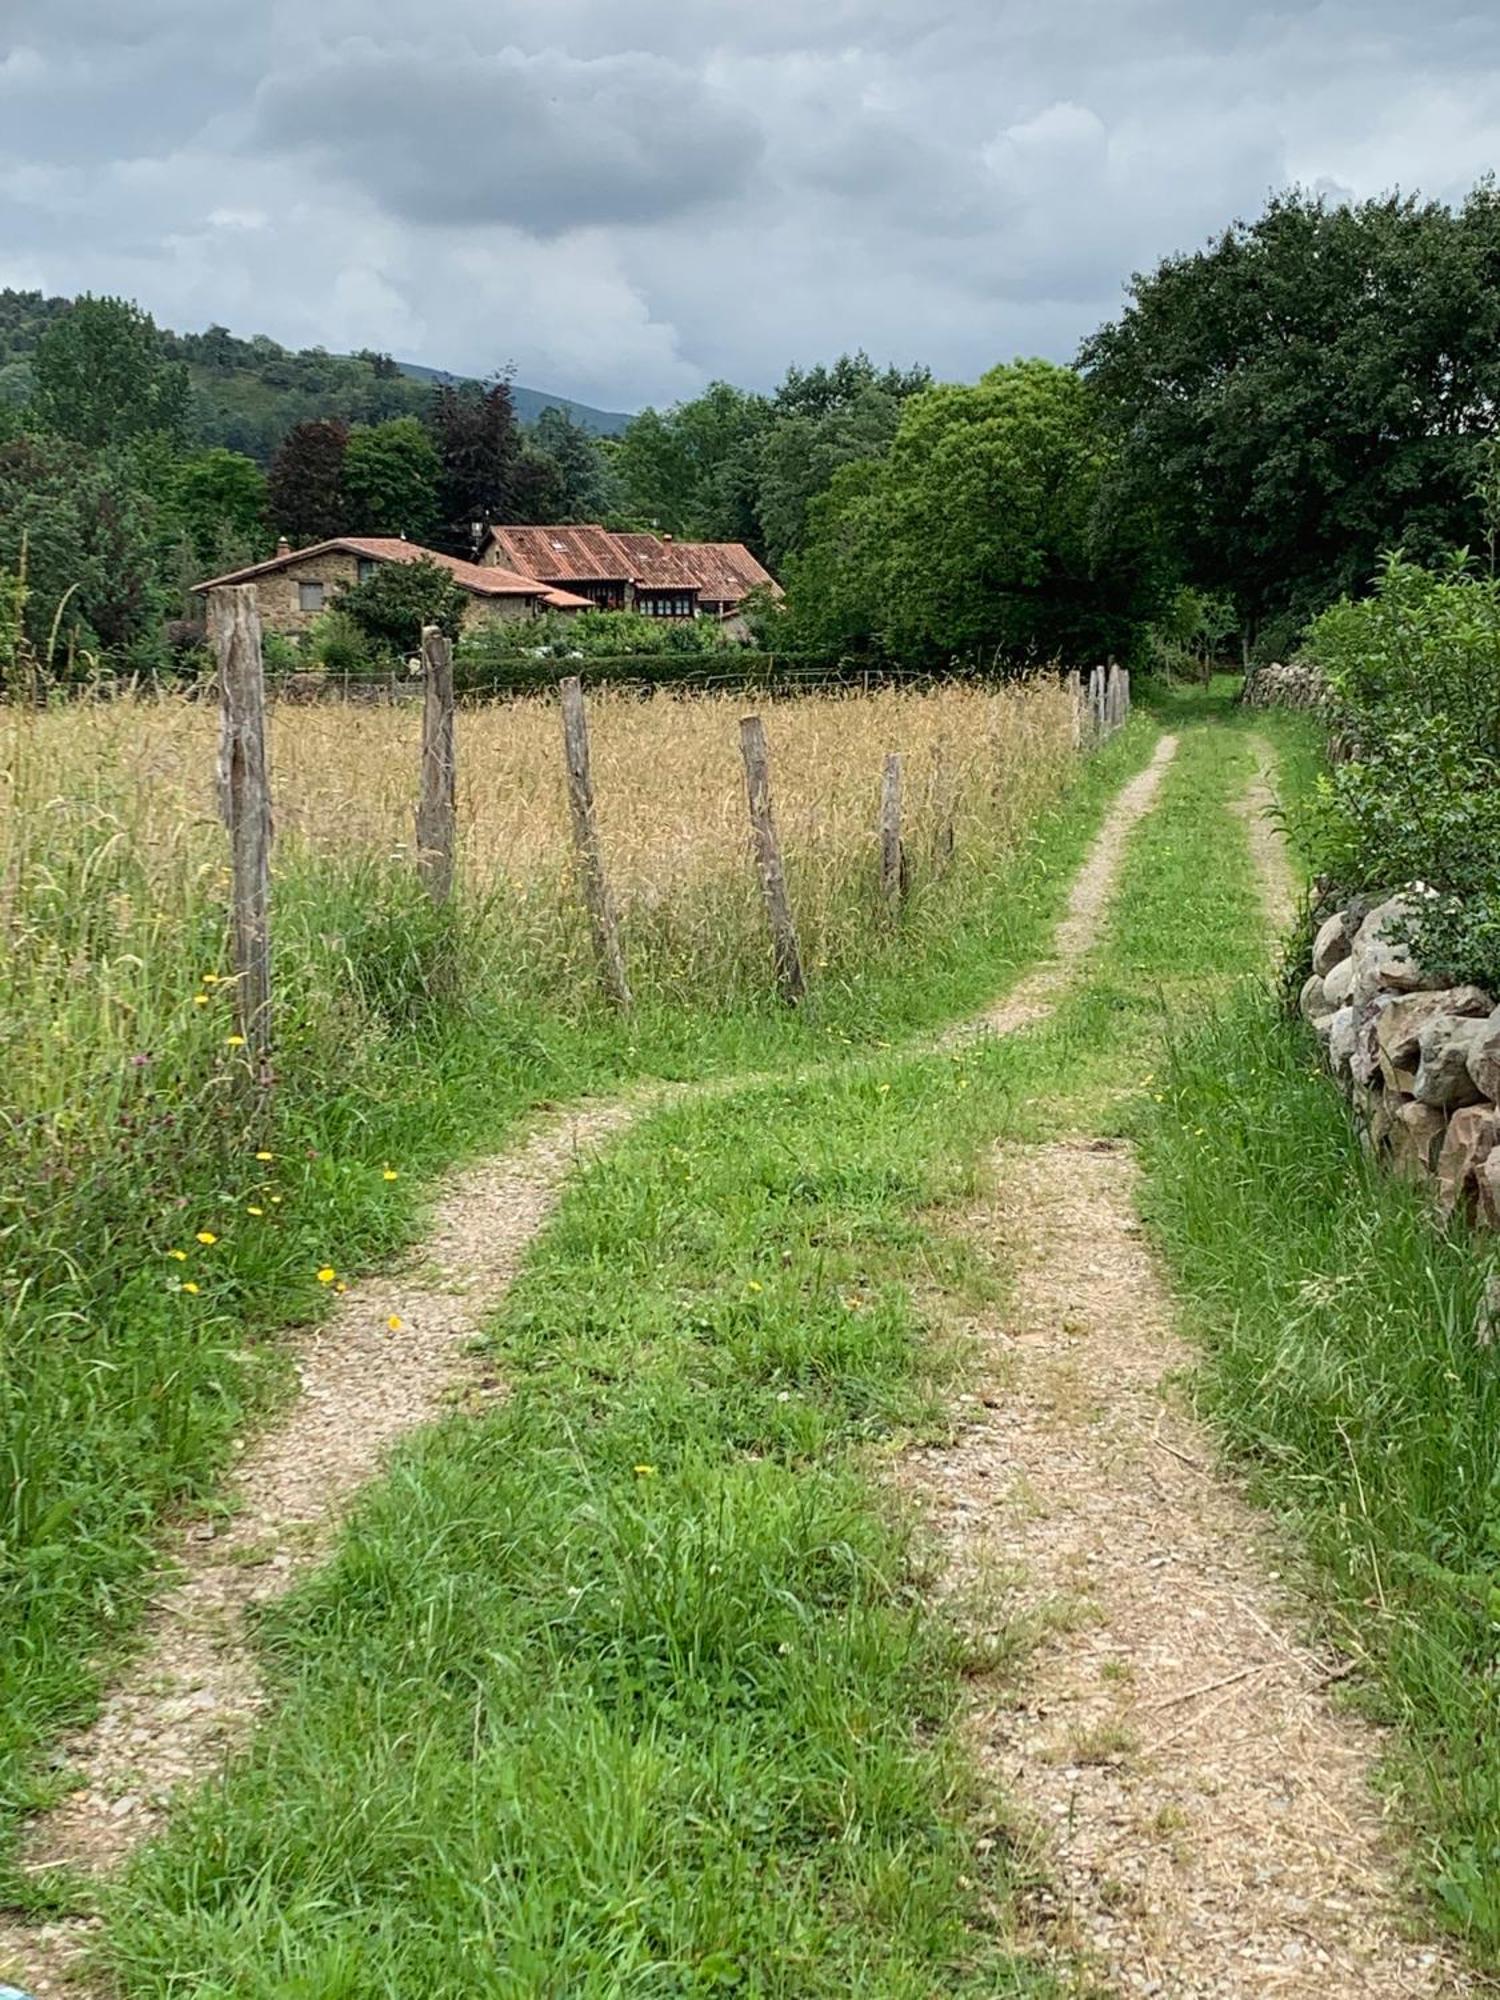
[336,558,467,660]
[1304,551,1500,987]
[305,609,375,678]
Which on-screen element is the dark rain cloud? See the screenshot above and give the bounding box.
[2,0,1499,406]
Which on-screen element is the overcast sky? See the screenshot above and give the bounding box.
[2,1,1497,412]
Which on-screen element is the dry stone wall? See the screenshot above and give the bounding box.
[1300,893,1500,1224]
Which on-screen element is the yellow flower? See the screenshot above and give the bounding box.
[196,1231,217,1246]
[746,1280,763,1293]
[193,993,210,1007]
[246,1205,264,1217]
[182,1281,200,1295]
[387,1315,404,1332]
[201,973,221,985]
[225,1034,246,1049]
[317,1267,336,1284]
[334,1282,348,1295]
[167,1248,188,1262]
[255,1150,274,1162]
[633,1464,657,1477]
[382,1167,399,1182]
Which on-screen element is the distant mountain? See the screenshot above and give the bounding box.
[0,289,635,459]
[394,361,631,436]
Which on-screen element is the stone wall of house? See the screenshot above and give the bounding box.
[253,550,364,635]
[1299,893,1500,1225]
[246,553,538,638]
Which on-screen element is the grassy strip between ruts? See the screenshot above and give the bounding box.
[83,719,1274,1998]
[2,716,1159,1892]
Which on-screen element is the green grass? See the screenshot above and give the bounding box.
[81,714,1278,1998]
[1138,993,1500,1962]
[0,719,1155,1888]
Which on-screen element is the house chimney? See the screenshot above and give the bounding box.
[662,533,674,544]
[276,535,291,559]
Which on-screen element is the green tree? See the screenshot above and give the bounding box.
[30,295,190,450]
[756,354,930,571]
[266,419,348,543]
[343,417,441,540]
[172,448,268,569]
[0,434,173,672]
[788,359,1153,666]
[1081,183,1500,655]
[430,379,524,551]
[531,405,616,520]
[612,382,768,541]
[335,557,468,659]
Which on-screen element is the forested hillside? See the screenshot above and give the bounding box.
[0,291,630,462]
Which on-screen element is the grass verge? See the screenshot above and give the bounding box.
[1138,994,1500,1965]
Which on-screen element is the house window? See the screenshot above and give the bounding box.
[298,580,325,613]
[356,558,379,583]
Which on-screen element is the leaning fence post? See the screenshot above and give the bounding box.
[415,624,457,902]
[210,585,273,1084]
[559,674,631,1012]
[880,752,906,911]
[739,713,806,1004]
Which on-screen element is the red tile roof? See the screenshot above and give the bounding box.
[482,525,781,607]
[671,542,781,604]
[194,537,549,599]
[482,524,634,584]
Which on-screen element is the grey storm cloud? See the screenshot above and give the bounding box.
[3,0,1500,408]
[252,43,766,232]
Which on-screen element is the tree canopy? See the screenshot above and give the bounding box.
[786,359,1160,665]
[343,417,442,543]
[1082,184,1500,651]
[30,296,191,452]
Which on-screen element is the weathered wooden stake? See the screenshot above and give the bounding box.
[415,624,457,902]
[1069,670,1083,751]
[880,751,906,911]
[739,713,806,1004]
[560,674,631,1011]
[210,585,272,1080]
[1089,664,1104,740]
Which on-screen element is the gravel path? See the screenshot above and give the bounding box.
[905,1139,1471,1996]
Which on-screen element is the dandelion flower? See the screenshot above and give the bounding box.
[633,1464,657,1478]
[387,1315,404,1332]
[255,1150,274,1162]
[196,1231,217,1246]
[202,973,221,985]
[746,1279,763,1293]
[167,1248,188,1262]
[193,994,210,1007]
[382,1167,399,1182]
[225,1034,246,1049]
[182,1282,200,1295]
[317,1267,336,1284]
[246,1205,264,1217]
[335,1282,348,1295]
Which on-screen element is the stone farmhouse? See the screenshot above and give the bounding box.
[196,527,779,642]
[480,526,780,634]
[194,536,591,637]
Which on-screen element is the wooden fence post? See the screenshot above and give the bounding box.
[1069,670,1083,751]
[559,674,631,1012]
[739,713,806,1004]
[880,752,906,911]
[210,585,273,1083]
[415,624,456,902]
